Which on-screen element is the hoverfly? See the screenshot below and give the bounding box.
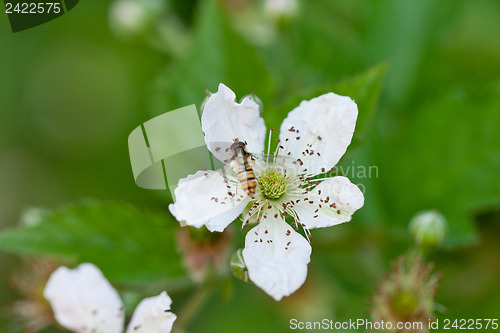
[228,140,257,197]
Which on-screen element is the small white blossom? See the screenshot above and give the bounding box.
[44,263,176,333]
[169,83,364,301]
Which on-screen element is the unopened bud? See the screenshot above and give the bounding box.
[230,249,248,282]
[109,0,155,40]
[200,88,213,116]
[264,0,298,20]
[20,207,49,227]
[242,93,263,114]
[409,210,447,248]
[9,257,60,332]
[177,227,233,282]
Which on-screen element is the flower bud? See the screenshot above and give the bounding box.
[409,210,447,248]
[9,257,60,332]
[370,256,441,332]
[230,249,248,282]
[264,0,298,20]
[200,88,213,116]
[241,93,263,114]
[177,227,233,282]
[20,207,49,227]
[109,0,156,41]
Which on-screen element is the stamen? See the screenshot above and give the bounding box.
[266,128,274,161]
[241,200,267,228]
[273,138,282,157]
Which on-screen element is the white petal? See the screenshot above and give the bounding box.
[126,292,177,333]
[43,263,124,333]
[294,176,364,229]
[242,212,311,301]
[279,93,358,174]
[169,169,250,232]
[202,83,267,162]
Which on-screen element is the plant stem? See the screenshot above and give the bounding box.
[173,280,213,333]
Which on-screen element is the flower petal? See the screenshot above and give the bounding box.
[242,212,311,301]
[126,292,176,333]
[43,263,124,333]
[294,176,364,229]
[279,93,358,174]
[169,170,250,232]
[202,83,267,162]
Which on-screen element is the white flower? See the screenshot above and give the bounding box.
[43,263,176,333]
[169,83,364,301]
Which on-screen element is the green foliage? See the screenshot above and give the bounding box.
[152,0,273,116]
[2,0,500,331]
[0,202,185,283]
[278,63,387,140]
[374,83,500,247]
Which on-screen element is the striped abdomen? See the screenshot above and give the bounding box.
[236,154,256,197]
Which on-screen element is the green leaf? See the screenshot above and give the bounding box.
[262,0,366,96]
[373,83,500,247]
[0,202,185,283]
[277,63,387,139]
[152,0,273,116]
[334,63,388,137]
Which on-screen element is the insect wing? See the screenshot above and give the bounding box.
[206,141,236,165]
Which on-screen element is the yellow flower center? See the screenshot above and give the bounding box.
[258,168,289,200]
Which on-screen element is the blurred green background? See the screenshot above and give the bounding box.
[1,0,499,332]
